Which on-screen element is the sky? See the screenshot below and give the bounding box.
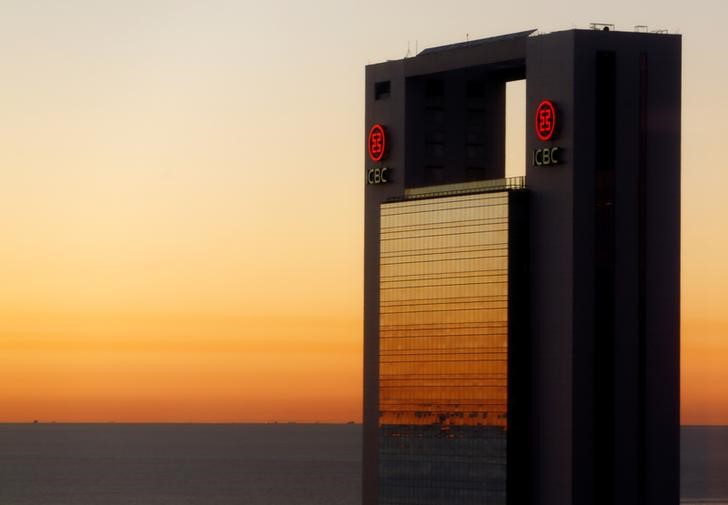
[0,0,726,424]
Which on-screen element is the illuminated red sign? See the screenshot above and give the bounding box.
[368,124,387,162]
[535,100,557,141]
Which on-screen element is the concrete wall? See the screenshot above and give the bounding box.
[526,29,681,505]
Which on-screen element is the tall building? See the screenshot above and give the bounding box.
[363,28,681,505]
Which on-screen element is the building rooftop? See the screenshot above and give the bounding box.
[418,29,536,56]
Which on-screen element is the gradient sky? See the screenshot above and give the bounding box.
[1,0,726,423]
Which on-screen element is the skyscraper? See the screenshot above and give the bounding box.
[363,28,681,505]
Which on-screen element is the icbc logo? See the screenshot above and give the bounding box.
[535,100,556,141]
[368,124,387,162]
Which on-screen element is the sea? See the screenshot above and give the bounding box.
[0,423,725,505]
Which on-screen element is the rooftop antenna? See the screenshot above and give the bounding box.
[405,41,410,58]
[466,33,469,41]
[415,40,418,55]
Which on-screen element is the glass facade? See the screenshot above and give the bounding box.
[378,192,510,505]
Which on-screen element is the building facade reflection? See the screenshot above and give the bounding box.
[378,192,511,505]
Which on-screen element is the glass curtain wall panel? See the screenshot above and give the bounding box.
[378,192,509,505]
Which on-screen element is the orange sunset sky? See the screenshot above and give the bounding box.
[1,1,727,424]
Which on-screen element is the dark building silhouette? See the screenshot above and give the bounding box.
[363,28,681,505]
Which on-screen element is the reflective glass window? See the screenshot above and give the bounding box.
[378,192,510,505]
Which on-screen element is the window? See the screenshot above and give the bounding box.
[378,192,510,505]
[375,81,391,100]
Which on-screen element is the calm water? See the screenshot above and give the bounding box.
[682,426,728,503]
[0,424,359,505]
[0,424,725,505]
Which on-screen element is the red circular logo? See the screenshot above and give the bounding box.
[368,124,387,162]
[535,100,557,141]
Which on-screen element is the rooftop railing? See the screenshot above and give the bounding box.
[397,176,526,201]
